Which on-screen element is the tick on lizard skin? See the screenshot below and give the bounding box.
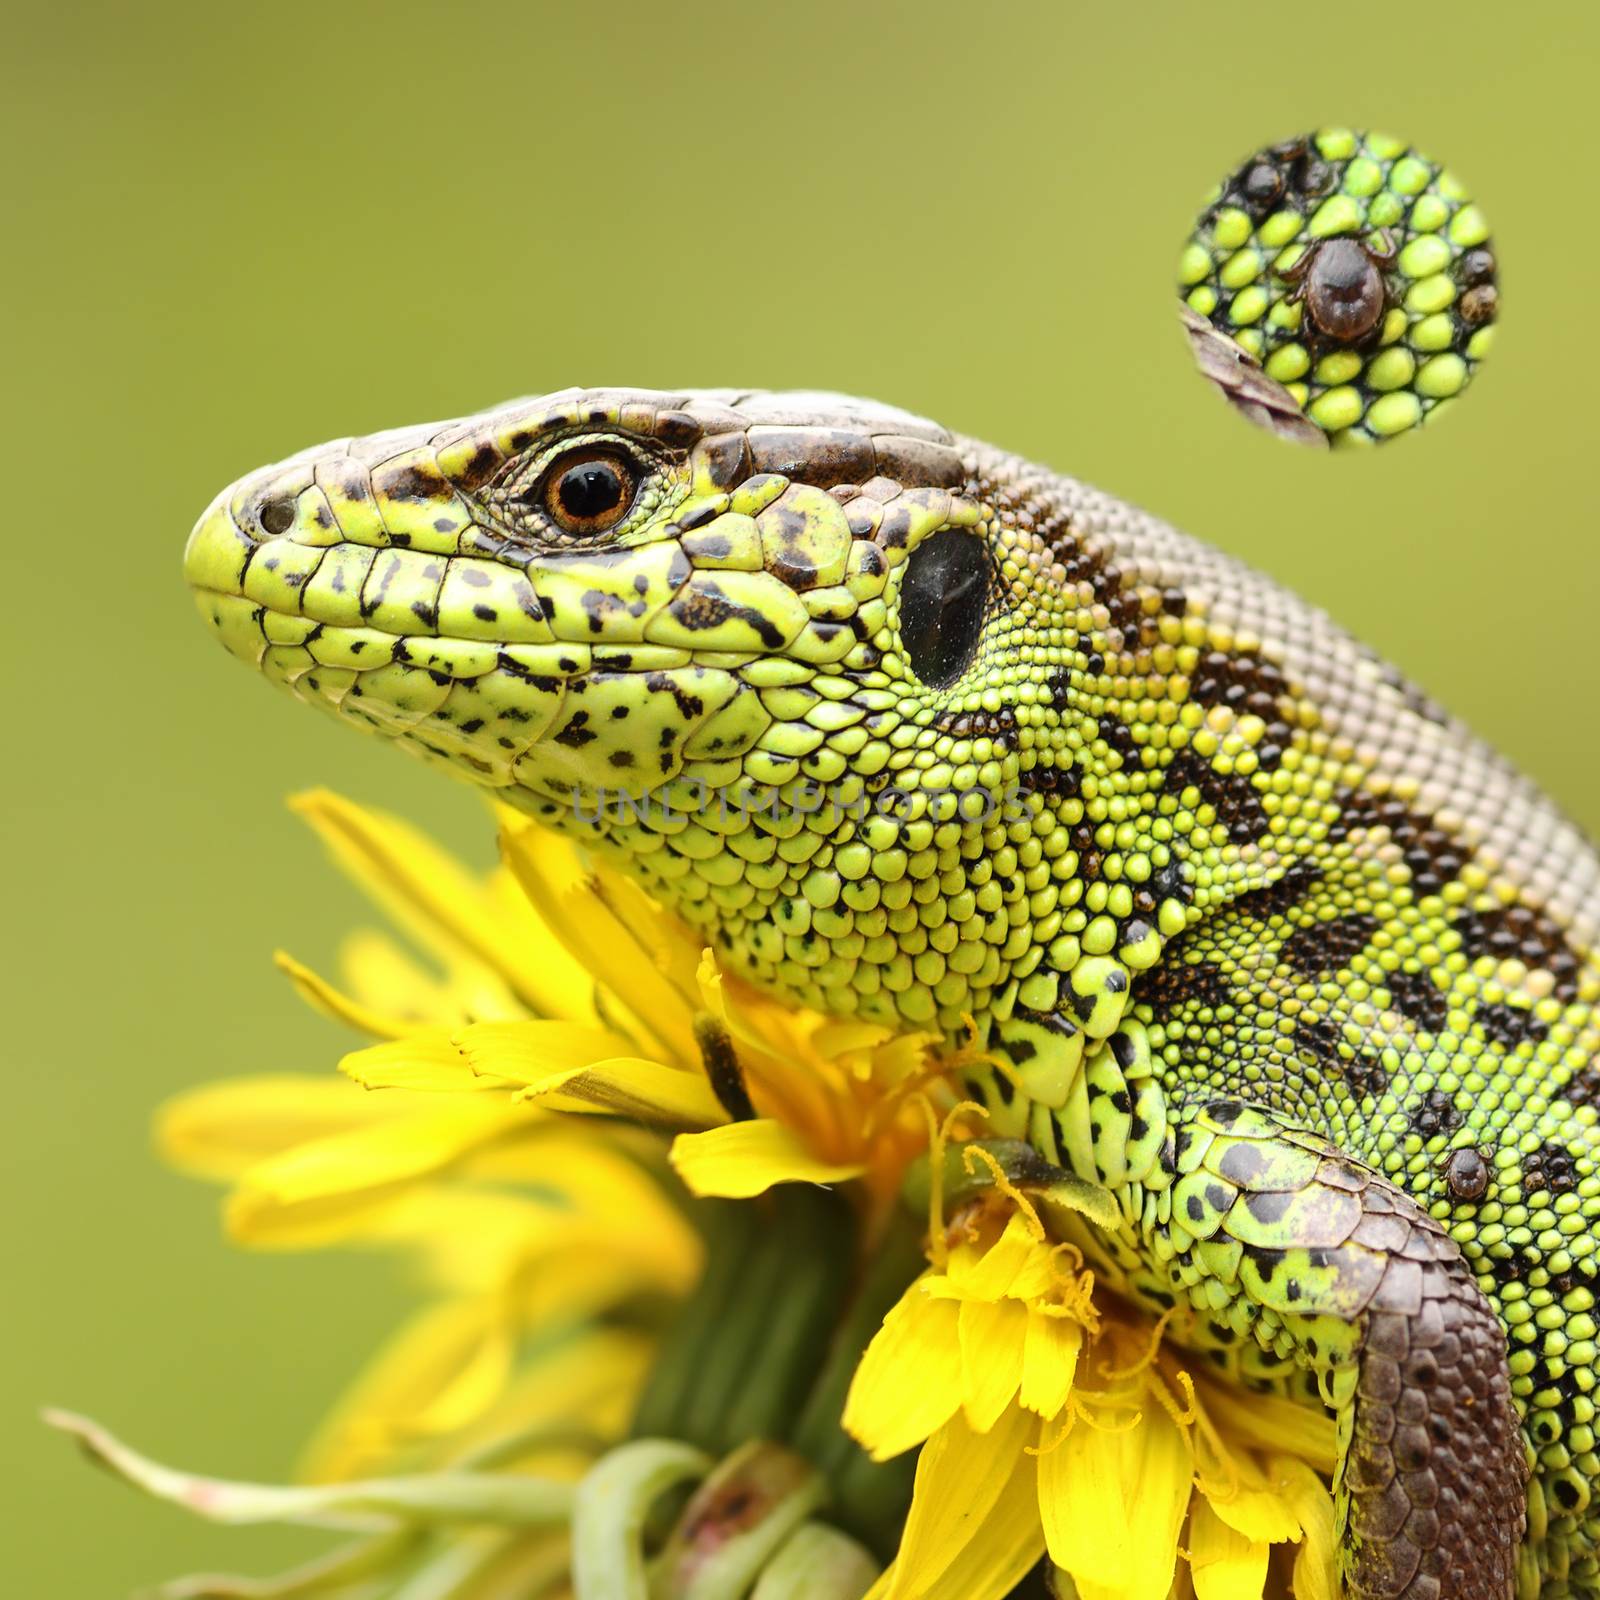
[1178,127,1500,445]
[186,386,1599,1598]
[1279,229,1399,348]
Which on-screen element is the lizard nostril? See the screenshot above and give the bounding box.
[257,497,296,537]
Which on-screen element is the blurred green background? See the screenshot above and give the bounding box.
[6,1,1598,1591]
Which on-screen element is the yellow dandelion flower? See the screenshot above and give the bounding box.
[58,794,1340,1600]
[842,1129,1337,1600]
[287,788,954,1218]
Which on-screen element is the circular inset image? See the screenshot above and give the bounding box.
[1178,128,1497,448]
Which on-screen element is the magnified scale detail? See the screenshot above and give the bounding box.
[1180,128,1498,448]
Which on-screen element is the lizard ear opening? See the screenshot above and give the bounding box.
[898,528,991,689]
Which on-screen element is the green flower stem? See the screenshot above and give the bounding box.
[717,1189,852,1452]
[44,1409,575,1533]
[649,1442,826,1600]
[676,1200,801,1451]
[787,1210,924,1557]
[629,1200,761,1443]
[632,1188,853,1457]
[573,1440,712,1600]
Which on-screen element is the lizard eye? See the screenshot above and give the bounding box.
[899,529,991,688]
[537,448,638,535]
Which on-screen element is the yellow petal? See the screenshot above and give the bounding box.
[1039,1400,1193,1599]
[1189,1390,1307,1548]
[338,927,510,1028]
[292,789,571,1018]
[1197,1464,1303,1549]
[1276,1456,1337,1600]
[1189,1496,1268,1600]
[668,1119,865,1198]
[959,1299,1027,1432]
[458,1028,727,1130]
[945,1210,1047,1302]
[156,1075,420,1182]
[300,1296,513,1481]
[514,1230,701,1330]
[843,1288,963,1460]
[443,1327,654,1465]
[592,863,705,1008]
[500,824,698,1059]
[1019,1310,1081,1419]
[887,1403,1042,1599]
[275,950,415,1040]
[1193,1369,1337,1476]
[340,1032,507,1093]
[225,1100,517,1245]
[446,1020,646,1085]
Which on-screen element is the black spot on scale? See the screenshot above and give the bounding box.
[1521,1141,1579,1196]
[381,466,439,502]
[676,500,721,532]
[1189,648,1292,741]
[1217,1143,1268,1186]
[1239,1242,1281,1280]
[473,604,497,622]
[1444,1147,1490,1202]
[1408,1089,1462,1139]
[1564,1063,1600,1111]
[553,711,596,749]
[1097,716,1144,773]
[1242,1188,1292,1224]
[1015,758,1081,799]
[1453,903,1583,1003]
[1137,940,1232,1017]
[433,518,456,533]
[609,751,636,769]
[1294,1016,1390,1099]
[580,589,629,634]
[1159,749,1268,843]
[1475,1001,1549,1049]
[1186,1194,1207,1223]
[1328,793,1464,899]
[1152,860,1191,905]
[646,672,705,723]
[1279,912,1379,976]
[456,444,502,490]
[1387,968,1449,1034]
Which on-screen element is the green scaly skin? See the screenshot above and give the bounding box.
[187,388,1600,1598]
[1180,127,1497,446]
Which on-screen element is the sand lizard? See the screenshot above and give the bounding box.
[185,387,1600,1599]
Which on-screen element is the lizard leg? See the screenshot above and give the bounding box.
[1044,1067,1528,1599]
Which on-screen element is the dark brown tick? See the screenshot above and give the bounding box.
[1279,230,1399,346]
[1445,1146,1491,1202]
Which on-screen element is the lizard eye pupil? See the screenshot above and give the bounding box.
[542,451,636,534]
[899,529,990,689]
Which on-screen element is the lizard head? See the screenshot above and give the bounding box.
[184,388,1049,806]
[186,387,1171,1048]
